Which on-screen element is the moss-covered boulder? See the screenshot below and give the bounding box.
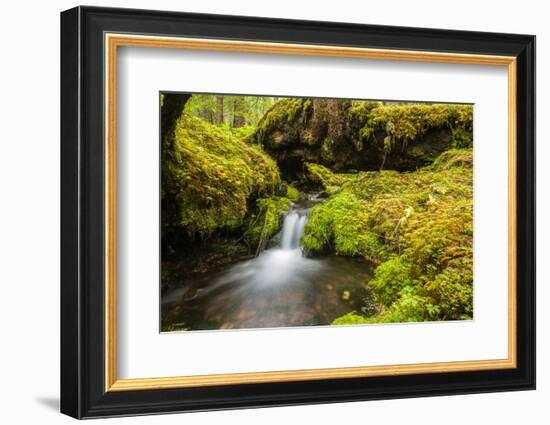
[252,99,473,179]
[162,112,281,258]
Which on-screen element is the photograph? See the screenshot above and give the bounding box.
[57,4,536,419]
[160,93,474,332]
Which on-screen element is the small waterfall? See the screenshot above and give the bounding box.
[280,210,308,250]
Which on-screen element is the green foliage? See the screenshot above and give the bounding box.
[304,149,473,323]
[184,94,217,122]
[237,96,279,127]
[184,94,278,128]
[167,113,281,238]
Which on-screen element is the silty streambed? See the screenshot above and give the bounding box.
[161,196,376,331]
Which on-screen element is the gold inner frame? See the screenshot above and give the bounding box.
[104,33,517,392]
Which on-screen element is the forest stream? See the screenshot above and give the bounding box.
[161,94,474,329]
[162,195,376,331]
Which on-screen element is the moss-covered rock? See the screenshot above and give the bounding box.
[252,99,473,179]
[302,149,473,323]
[244,196,292,251]
[286,185,300,201]
[304,162,353,192]
[164,113,281,242]
[302,191,383,259]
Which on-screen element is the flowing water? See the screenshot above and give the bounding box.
[162,197,375,331]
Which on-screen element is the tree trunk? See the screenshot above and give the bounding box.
[232,97,246,128]
[160,93,191,260]
[216,96,224,125]
[202,109,214,124]
[161,93,191,148]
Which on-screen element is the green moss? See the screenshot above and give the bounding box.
[302,130,315,145]
[305,149,473,323]
[332,290,430,325]
[352,102,473,152]
[253,98,312,143]
[286,185,300,201]
[302,191,385,259]
[332,312,370,326]
[432,148,474,170]
[368,291,430,323]
[245,196,291,247]
[421,267,473,320]
[367,257,414,306]
[167,113,281,238]
[160,323,189,332]
[450,106,474,148]
[231,125,256,142]
[304,162,351,191]
[349,100,382,123]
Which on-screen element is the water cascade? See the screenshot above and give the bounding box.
[280,210,309,250]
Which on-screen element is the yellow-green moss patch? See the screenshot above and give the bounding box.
[167,113,281,238]
[352,102,473,150]
[301,149,474,323]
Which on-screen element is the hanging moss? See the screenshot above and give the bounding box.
[167,113,281,238]
[349,100,382,123]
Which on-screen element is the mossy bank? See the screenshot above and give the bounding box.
[301,149,473,324]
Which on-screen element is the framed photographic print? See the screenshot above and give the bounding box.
[60,6,535,419]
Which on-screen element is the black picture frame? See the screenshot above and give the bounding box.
[61,5,536,419]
